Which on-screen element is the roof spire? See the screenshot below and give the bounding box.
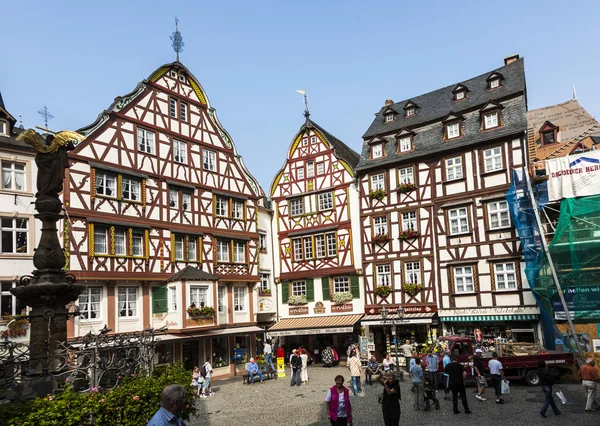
[37,105,54,128]
[572,84,577,101]
[297,90,310,121]
[170,17,185,62]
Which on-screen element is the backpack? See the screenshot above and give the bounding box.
[200,363,208,378]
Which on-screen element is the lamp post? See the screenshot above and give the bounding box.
[381,306,405,377]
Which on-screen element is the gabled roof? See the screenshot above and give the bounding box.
[383,106,397,115]
[303,118,360,168]
[480,101,503,112]
[442,112,464,123]
[486,71,504,82]
[404,100,419,110]
[395,128,415,138]
[452,84,470,94]
[0,91,16,123]
[165,266,219,283]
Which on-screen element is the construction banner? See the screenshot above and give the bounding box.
[546,151,600,201]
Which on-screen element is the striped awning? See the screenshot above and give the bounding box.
[440,314,538,322]
[361,312,436,324]
[266,314,363,337]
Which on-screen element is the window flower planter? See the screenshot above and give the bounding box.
[368,189,387,201]
[403,283,424,297]
[259,288,272,296]
[398,229,420,240]
[397,183,417,194]
[330,291,353,304]
[186,304,215,318]
[287,294,308,305]
[374,285,392,298]
[373,233,390,244]
[0,315,29,338]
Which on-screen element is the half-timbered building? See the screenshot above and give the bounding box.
[356,55,541,355]
[64,62,265,376]
[268,115,364,356]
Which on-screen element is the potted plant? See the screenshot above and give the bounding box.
[396,182,417,194]
[287,294,308,305]
[403,283,424,297]
[368,188,387,201]
[398,229,420,240]
[0,314,29,339]
[186,303,215,318]
[330,291,353,304]
[259,288,272,296]
[374,285,392,298]
[373,233,390,244]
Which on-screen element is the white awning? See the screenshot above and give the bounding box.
[155,326,264,342]
[361,312,436,325]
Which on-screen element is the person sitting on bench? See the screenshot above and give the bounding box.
[247,358,264,385]
[365,355,381,385]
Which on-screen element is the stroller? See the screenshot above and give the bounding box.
[423,384,440,411]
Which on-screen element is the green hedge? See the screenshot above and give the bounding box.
[0,363,197,426]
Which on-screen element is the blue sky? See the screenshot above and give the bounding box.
[2,1,599,192]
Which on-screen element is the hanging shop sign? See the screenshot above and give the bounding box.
[331,303,353,313]
[552,286,600,320]
[313,302,326,314]
[439,306,539,317]
[546,151,600,201]
[365,305,437,315]
[268,326,354,337]
[289,306,309,316]
[258,299,273,312]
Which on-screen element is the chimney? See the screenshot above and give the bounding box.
[504,54,519,65]
[384,99,394,106]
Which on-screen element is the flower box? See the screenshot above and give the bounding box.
[398,229,420,240]
[186,305,215,318]
[0,315,29,339]
[397,183,417,194]
[373,233,390,244]
[374,285,392,298]
[287,294,308,305]
[403,283,424,297]
[330,291,353,304]
[368,189,387,201]
[259,289,272,296]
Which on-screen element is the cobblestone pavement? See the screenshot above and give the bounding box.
[189,366,599,426]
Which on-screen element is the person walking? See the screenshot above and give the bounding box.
[401,340,413,372]
[579,357,600,412]
[300,348,309,384]
[199,358,215,398]
[263,339,275,371]
[442,350,451,401]
[191,367,202,397]
[425,350,439,390]
[347,350,363,396]
[410,357,426,411]
[444,354,471,415]
[290,349,302,386]
[379,370,401,426]
[538,360,560,417]
[366,355,381,385]
[473,349,487,401]
[326,375,352,426]
[488,352,505,404]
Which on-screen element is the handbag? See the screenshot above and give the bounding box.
[556,390,567,405]
[500,379,510,395]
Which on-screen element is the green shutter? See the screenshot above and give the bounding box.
[306,278,314,302]
[152,285,168,314]
[281,281,289,304]
[350,275,360,298]
[321,276,330,300]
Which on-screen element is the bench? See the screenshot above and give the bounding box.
[242,369,277,384]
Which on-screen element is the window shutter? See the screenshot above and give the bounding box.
[306,278,314,302]
[152,285,168,314]
[321,276,330,300]
[281,281,289,304]
[350,275,360,298]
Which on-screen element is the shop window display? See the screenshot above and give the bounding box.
[212,336,229,368]
[232,335,250,364]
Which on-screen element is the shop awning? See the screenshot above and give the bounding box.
[361,312,436,325]
[156,326,264,341]
[440,314,538,322]
[266,314,363,337]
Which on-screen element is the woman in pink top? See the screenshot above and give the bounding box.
[326,375,352,426]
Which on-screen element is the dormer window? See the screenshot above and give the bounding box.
[447,123,460,139]
[487,72,504,90]
[455,91,465,100]
[406,108,415,117]
[384,113,395,123]
[479,102,503,131]
[403,101,419,118]
[539,121,558,146]
[372,143,384,159]
[395,128,415,153]
[484,112,499,129]
[443,113,464,140]
[452,84,469,101]
[490,79,500,89]
[383,106,396,123]
[0,120,6,135]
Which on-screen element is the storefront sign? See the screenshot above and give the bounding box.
[552,286,600,321]
[258,299,273,312]
[313,302,326,314]
[365,305,437,315]
[331,303,353,313]
[268,326,354,337]
[289,306,309,315]
[361,318,433,325]
[440,307,539,316]
[546,151,600,201]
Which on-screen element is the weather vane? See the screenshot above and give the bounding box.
[38,105,54,128]
[170,17,185,62]
[297,90,309,118]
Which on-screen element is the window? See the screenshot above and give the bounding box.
[447,122,460,139]
[484,147,503,172]
[490,79,500,89]
[406,107,415,117]
[449,207,469,234]
[303,236,313,260]
[377,264,391,286]
[315,234,325,258]
[216,196,228,217]
[494,263,516,290]
[231,200,244,220]
[96,171,117,197]
[94,225,145,257]
[405,261,421,284]
[122,176,141,202]
[488,201,510,229]
[137,128,155,154]
[179,74,186,83]
[317,162,325,175]
[118,287,137,317]
[292,281,306,296]
[1,281,26,317]
[542,130,556,145]
[182,192,191,211]
[190,286,208,308]
[372,143,384,159]
[260,273,270,293]
[234,287,246,311]
[79,287,102,320]
[318,192,333,211]
[94,227,108,254]
[399,137,411,152]
[446,157,463,180]
[174,235,184,260]
[217,240,230,262]
[180,102,187,121]
[217,286,225,313]
[310,136,317,144]
[371,173,385,190]
[170,70,177,78]
[114,229,126,255]
[290,198,304,216]
[385,113,394,123]
[172,234,199,262]
[484,112,499,129]
[398,167,414,184]
[302,138,308,146]
[132,232,143,256]
[203,149,216,171]
[169,287,177,311]
[454,266,474,293]
[233,241,245,263]
[173,140,187,163]
[259,233,267,251]
[455,91,465,101]
[0,120,6,135]
[169,98,177,118]
[373,216,388,235]
[306,161,314,178]
[334,276,350,293]
[326,232,337,257]
[293,231,335,261]
[187,237,197,260]
[169,189,179,208]
[402,211,417,231]
[0,217,28,254]
[1,161,26,191]
[292,238,303,261]
[297,167,305,180]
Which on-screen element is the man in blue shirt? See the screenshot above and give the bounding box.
[147,384,187,426]
[442,350,452,400]
[365,355,381,385]
[410,357,427,411]
[425,351,439,390]
[247,357,264,384]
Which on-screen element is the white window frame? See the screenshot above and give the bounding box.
[0,217,28,254]
[449,207,469,234]
[217,286,225,313]
[484,112,499,129]
[217,240,230,262]
[114,229,126,255]
[169,189,179,209]
[447,122,460,139]
[306,161,314,178]
[404,261,421,285]
[334,276,350,293]
[96,171,116,197]
[454,266,474,293]
[203,149,216,171]
[377,264,391,287]
[132,232,143,257]
[180,102,187,121]
[137,128,155,154]
[326,232,337,257]
[94,227,108,255]
[233,240,245,263]
[372,143,384,159]
[187,237,197,261]
[399,137,411,152]
[488,200,511,229]
[371,173,385,190]
[484,147,503,172]
[384,113,394,123]
[216,196,228,217]
[446,157,463,180]
[259,233,267,251]
[0,120,6,135]
[318,192,333,211]
[406,107,415,117]
[169,98,177,118]
[373,216,388,236]
[292,238,303,261]
[231,200,244,220]
[173,140,187,164]
[78,287,102,320]
[317,162,325,175]
[118,287,138,318]
[190,286,209,307]
[234,287,246,312]
[494,262,517,290]
[260,273,271,292]
[315,234,325,258]
[122,177,141,202]
[169,287,177,312]
[455,91,465,100]
[182,192,191,211]
[1,161,26,191]
[402,211,417,231]
[291,281,306,297]
[303,236,313,260]
[398,166,414,184]
[297,167,305,180]
[490,79,500,89]
[174,235,185,260]
[290,198,304,216]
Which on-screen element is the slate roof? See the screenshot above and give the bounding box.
[0,91,5,109]
[357,58,526,171]
[0,127,35,151]
[165,266,219,283]
[302,117,360,168]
